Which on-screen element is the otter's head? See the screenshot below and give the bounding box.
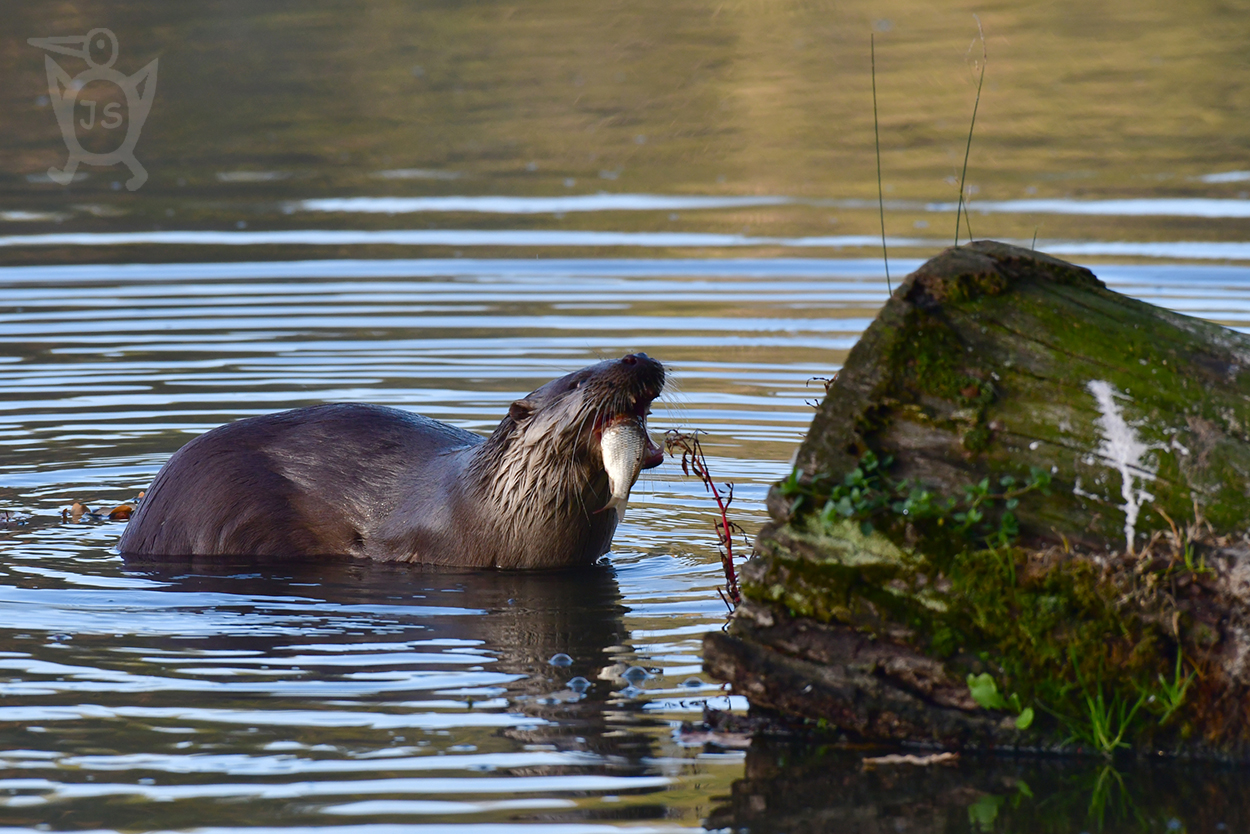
[476,353,666,510]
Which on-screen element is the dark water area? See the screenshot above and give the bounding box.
[712,743,1250,834]
[3,1,1250,832]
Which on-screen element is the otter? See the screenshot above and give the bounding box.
[117,353,665,569]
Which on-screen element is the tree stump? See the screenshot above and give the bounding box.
[706,241,1250,759]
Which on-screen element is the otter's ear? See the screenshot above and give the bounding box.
[508,399,534,422]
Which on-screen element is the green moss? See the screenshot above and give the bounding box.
[755,456,1200,754]
[888,311,974,401]
[935,268,1009,303]
[962,424,992,452]
[879,310,1001,459]
[908,250,1019,304]
[1204,479,1250,532]
[745,520,930,629]
[1147,451,1196,531]
[937,548,1165,733]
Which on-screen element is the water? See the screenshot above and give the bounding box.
[9,258,1250,833]
[4,2,1250,832]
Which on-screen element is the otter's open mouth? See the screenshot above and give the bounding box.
[637,415,664,470]
[599,394,664,470]
[595,352,665,470]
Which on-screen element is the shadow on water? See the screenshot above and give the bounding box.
[707,740,1250,833]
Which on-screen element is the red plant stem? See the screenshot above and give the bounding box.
[703,467,739,605]
[669,430,740,607]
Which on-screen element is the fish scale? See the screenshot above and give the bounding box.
[600,418,648,516]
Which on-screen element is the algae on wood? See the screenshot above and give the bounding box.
[707,241,1250,759]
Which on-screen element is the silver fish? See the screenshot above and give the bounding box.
[600,418,649,516]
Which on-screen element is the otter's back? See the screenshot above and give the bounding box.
[118,403,480,558]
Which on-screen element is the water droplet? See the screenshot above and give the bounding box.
[621,665,648,683]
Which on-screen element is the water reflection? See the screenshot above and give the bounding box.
[293,195,797,214]
[0,559,684,829]
[710,741,1250,833]
[6,230,1250,262]
[113,560,641,707]
[5,1,1250,263]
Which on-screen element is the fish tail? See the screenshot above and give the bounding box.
[595,495,628,516]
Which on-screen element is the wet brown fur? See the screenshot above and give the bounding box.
[118,354,665,569]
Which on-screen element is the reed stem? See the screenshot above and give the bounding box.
[872,34,891,295]
[955,19,987,247]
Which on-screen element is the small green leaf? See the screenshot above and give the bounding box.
[1014,707,1034,730]
[967,672,1007,710]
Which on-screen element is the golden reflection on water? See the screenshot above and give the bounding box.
[1,0,1248,251]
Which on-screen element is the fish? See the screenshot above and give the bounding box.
[599,418,650,516]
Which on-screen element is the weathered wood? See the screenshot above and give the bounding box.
[708,241,1250,759]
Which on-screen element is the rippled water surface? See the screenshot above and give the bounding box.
[0,255,876,832]
[5,1,1250,831]
[8,257,1250,833]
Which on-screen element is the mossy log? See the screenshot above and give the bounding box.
[706,241,1250,760]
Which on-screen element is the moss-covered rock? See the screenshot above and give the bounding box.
[706,241,1250,760]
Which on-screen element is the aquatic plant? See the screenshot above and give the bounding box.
[666,429,746,608]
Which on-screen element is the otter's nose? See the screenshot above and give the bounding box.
[621,352,649,365]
